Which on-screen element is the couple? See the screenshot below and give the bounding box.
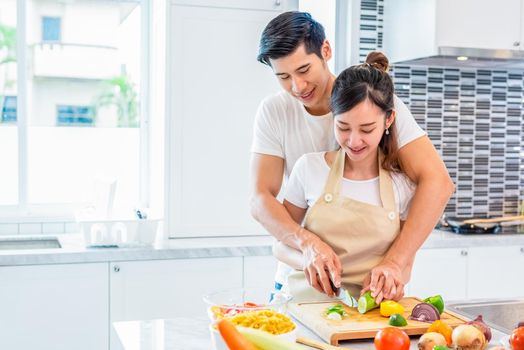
[249,12,454,304]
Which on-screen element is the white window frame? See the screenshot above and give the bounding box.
[0,0,153,222]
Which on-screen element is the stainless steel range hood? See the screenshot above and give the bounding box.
[382,0,524,69]
[395,46,524,69]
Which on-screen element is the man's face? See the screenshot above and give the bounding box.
[269,42,333,114]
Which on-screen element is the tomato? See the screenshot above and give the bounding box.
[374,327,410,350]
[510,326,524,350]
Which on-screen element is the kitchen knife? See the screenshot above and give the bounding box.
[336,287,358,308]
[329,278,357,308]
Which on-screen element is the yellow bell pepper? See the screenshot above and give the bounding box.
[380,300,405,317]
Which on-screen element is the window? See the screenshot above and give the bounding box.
[1,96,17,122]
[56,105,94,126]
[0,0,156,218]
[42,16,61,42]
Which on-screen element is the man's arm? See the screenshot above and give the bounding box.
[367,136,454,301]
[249,153,342,296]
[249,153,303,249]
[385,135,454,268]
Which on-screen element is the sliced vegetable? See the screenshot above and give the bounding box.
[409,302,440,323]
[427,320,453,346]
[466,315,492,342]
[380,300,405,317]
[389,313,408,327]
[326,312,342,320]
[374,327,410,350]
[238,326,306,350]
[423,294,445,314]
[417,332,447,350]
[217,319,259,350]
[358,291,379,314]
[326,303,346,317]
[510,326,524,350]
[432,346,453,350]
[451,324,486,350]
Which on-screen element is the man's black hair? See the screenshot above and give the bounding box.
[257,11,326,66]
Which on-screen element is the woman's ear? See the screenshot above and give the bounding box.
[386,110,396,129]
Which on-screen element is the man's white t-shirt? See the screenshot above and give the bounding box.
[250,90,426,286]
[251,90,426,179]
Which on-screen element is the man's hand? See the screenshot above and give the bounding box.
[300,232,342,297]
[361,261,404,303]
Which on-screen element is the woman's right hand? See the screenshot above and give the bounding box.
[300,231,342,298]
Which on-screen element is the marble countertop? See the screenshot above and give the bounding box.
[0,229,523,266]
[113,315,509,350]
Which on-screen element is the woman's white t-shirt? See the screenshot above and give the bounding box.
[285,152,416,220]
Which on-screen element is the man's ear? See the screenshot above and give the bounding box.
[321,40,332,61]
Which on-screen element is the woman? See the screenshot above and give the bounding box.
[275,52,416,303]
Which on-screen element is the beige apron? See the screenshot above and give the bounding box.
[287,148,401,302]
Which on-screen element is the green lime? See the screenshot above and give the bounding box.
[357,291,378,314]
[423,294,445,314]
[388,313,408,327]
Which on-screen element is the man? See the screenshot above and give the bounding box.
[249,11,454,303]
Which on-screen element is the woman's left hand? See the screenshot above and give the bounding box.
[361,261,404,304]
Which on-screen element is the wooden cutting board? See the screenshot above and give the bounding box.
[289,297,469,346]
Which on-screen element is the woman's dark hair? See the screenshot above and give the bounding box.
[257,11,325,66]
[330,51,401,172]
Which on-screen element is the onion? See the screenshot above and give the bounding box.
[418,332,447,350]
[466,315,492,342]
[409,302,440,323]
[451,324,486,350]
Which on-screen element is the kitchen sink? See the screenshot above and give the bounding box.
[448,299,524,333]
[0,236,61,250]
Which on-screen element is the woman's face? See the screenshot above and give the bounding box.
[334,98,395,164]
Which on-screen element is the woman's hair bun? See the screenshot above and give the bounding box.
[365,51,389,72]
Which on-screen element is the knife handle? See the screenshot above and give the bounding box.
[296,336,350,349]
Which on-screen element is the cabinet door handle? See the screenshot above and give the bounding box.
[520,247,524,253]
[514,41,520,47]
[113,265,120,272]
[275,0,281,6]
[460,250,468,256]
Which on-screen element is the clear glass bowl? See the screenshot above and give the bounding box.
[202,288,292,321]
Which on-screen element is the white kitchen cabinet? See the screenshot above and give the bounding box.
[0,263,109,350]
[243,255,279,302]
[409,248,468,301]
[468,245,524,299]
[110,257,243,319]
[384,0,524,63]
[109,257,242,348]
[436,0,522,51]
[165,0,297,237]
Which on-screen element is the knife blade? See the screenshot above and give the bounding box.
[336,287,358,308]
[329,278,358,308]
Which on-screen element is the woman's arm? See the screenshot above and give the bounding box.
[272,240,303,270]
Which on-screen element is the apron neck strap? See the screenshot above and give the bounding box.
[323,148,345,195]
[323,149,397,212]
[378,153,396,212]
